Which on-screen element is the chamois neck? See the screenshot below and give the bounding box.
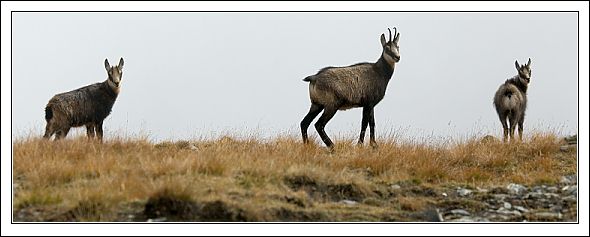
[508,76,528,94]
[375,54,395,79]
[103,79,120,97]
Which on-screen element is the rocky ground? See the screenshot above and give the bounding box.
[13,135,578,222]
[432,175,577,222]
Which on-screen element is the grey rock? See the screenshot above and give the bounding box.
[563,196,577,203]
[560,175,577,185]
[476,187,489,193]
[448,216,490,222]
[457,188,473,196]
[543,193,560,199]
[525,191,545,199]
[486,213,512,221]
[564,135,577,144]
[147,217,167,222]
[441,192,448,197]
[503,202,512,209]
[534,212,562,220]
[550,205,563,212]
[449,209,471,216]
[513,206,529,213]
[422,208,444,222]
[492,194,510,201]
[546,186,558,193]
[390,184,401,190]
[340,200,358,205]
[563,185,577,195]
[496,207,522,217]
[507,183,527,195]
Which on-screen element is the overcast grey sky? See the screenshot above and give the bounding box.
[11,12,578,142]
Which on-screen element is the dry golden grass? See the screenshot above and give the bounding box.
[12,132,576,221]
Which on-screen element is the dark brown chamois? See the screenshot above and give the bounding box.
[301,28,401,149]
[493,58,532,142]
[43,58,124,141]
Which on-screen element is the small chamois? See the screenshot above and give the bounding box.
[43,58,124,141]
[301,28,401,149]
[493,58,532,142]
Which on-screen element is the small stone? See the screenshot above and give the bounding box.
[476,187,489,193]
[507,183,527,195]
[492,194,509,201]
[147,217,167,222]
[543,193,560,199]
[534,212,562,220]
[546,186,558,193]
[503,202,512,209]
[560,175,577,185]
[449,209,471,216]
[564,135,577,144]
[390,184,401,190]
[457,188,473,196]
[189,144,198,150]
[442,192,448,197]
[550,205,563,212]
[564,185,577,195]
[340,200,358,205]
[496,207,522,217]
[513,206,529,213]
[524,191,544,199]
[563,196,577,203]
[448,216,489,222]
[422,208,444,222]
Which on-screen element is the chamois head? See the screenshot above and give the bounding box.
[515,58,532,85]
[105,58,124,90]
[380,27,401,64]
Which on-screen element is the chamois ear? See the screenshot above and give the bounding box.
[118,57,124,69]
[526,58,531,67]
[104,58,111,71]
[394,33,400,44]
[380,33,387,47]
[515,60,520,70]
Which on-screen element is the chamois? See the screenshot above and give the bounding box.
[301,28,401,149]
[43,58,124,141]
[493,58,532,142]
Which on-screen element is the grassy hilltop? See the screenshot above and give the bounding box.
[12,133,577,222]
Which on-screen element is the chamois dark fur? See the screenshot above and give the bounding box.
[493,58,531,142]
[301,28,401,149]
[43,58,124,141]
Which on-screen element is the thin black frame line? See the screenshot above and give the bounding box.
[10,10,581,225]
[10,10,580,13]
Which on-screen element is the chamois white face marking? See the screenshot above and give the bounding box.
[105,58,124,92]
[383,51,397,66]
[380,29,401,67]
[515,58,532,85]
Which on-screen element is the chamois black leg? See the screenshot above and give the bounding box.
[96,121,104,142]
[368,107,377,148]
[301,103,323,144]
[314,107,338,148]
[86,123,96,139]
[358,106,371,145]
